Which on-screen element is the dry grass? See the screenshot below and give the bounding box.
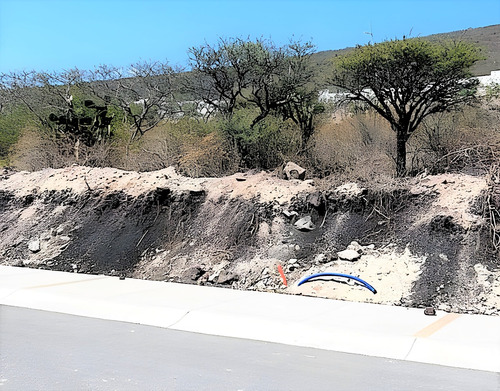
[178,132,239,177]
[310,110,395,182]
[115,119,240,177]
[11,127,118,171]
[8,99,500,188]
[310,102,500,182]
[408,104,500,174]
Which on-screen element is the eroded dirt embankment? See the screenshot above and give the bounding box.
[1,165,499,315]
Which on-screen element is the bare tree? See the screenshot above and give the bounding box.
[0,70,55,129]
[277,40,323,150]
[188,38,255,119]
[88,60,180,140]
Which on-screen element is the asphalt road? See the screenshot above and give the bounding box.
[1,305,498,391]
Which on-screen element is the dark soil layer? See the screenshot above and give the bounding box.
[1,167,499,314]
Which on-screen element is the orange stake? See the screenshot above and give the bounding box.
[277,264,288,287]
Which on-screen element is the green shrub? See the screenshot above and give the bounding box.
[220,108,301,169]
[0,105,35,165]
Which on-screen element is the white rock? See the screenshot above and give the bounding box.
[283,209,299,218]
[28,240,40,253]
[208,271,219,282]
[314,254,327,263]
[294,216,315,231]
[347,241,362,251]
[337,249,361,261]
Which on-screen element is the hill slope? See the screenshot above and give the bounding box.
[313,24,500,80]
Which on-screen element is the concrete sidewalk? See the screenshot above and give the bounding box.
[1,265,499,372]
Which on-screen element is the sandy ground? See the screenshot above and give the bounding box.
[1,165,314,204]
[288,244,425,305]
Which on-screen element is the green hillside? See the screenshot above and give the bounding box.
[313,24,500,78]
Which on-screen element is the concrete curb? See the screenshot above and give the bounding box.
[1,266,499,372]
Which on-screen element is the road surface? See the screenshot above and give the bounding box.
[1,305,498,390]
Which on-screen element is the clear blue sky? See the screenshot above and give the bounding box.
[0,0,498,73]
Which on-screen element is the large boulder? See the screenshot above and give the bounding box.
[283,162,306,180]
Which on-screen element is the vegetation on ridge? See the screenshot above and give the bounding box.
[0,25,499,179]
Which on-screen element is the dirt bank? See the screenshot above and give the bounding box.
[0,165,499,315]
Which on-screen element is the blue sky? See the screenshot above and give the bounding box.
[0,0,498,73]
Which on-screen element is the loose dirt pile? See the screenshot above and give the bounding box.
[0,165,499,315]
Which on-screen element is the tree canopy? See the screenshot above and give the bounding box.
[330,37,483,176]
[189,37,322,150]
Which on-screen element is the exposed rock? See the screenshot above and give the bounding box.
[347,241,362,252]
[286,258,300,272]
[181,266,205,281]
[313,254,328,264]
[208,271,219,282]
[307,192,323,208]
[217,270,238,285]
[337,249,361,261]
[283,162,306,180]
[294,216,315,231]
[334,182,365,197]
[28,239,40,253]
[283,209,299,218]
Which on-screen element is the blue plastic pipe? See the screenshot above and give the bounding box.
[297,272,377,294]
